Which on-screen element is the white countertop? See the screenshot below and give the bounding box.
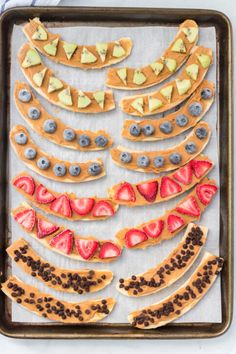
[1,0,235,352]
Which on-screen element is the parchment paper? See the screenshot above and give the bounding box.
[9,22,220,323]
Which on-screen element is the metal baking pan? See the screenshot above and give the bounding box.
[0,6,233,339]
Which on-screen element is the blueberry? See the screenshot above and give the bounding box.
[18,89,31,102]
[24,147,37,160]
[153,156,164,167]
[185,142,197,154]
[137,155,150,168]
[37,157,50,170]
[53,163,66,177]
[169,152,182,165]
[43,119,57,133]
[120,152,132,164]
[95,135,108,147]
[28,107,40,120]
[15,132,28,145]
[142,124,155,136]
[195,127,208,140]
[175,114,189,127]
[160,121,173,134]
[69,165,81,176]
[78,134,91,147]
[63,128,76,141]
[201,88,213,100]
[188,102,203,117]
[129,123,141,137]
[88,162,102,176]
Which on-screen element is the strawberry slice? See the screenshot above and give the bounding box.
[50,195,72,217]
[70,198,94,216]
[125,229,148,248]
[35,184,55,204]
[196,183,218,205]
[75,238,99,260]
[173,163,193,185]
[191,160,213,178]
[143,220,164,238]
[99,242,121,259]
[36,218,59,238]
[160,177,182,198]
[49,229,73,254]
[167,214,185,233]
[13,176,35,195]
[115,182,136,202]
[176,196,201,217]
[14,209,36,231]
[92,201,115,217]
[136,181,158,202]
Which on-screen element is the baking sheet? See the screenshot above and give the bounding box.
[9,22,220,323]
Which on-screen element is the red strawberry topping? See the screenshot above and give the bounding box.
[35,184,55,204]
[36,218,59,238]
[14,209,36,231]
[13,176,35,195]
[70,198,94,216]
[99,242,121,259]
[173,163,192,185]
[115,182,136,202]
[50,195,72,217]
[143,220,164,238]
[167,214,185,233]
[75,238,99,260]
[125,229,148,248]
[176,196,201,217]
[160,177,182,198]
[92,200,115,217]
[191,160,213,178]
[196,183,218,205]
[49,229,73,254]
[136,181,158,202]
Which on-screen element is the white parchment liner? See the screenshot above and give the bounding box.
[9,23,220,323]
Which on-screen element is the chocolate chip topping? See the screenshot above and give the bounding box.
[13,244,107,294]
[120,226,205,295]
[131,255,223,328]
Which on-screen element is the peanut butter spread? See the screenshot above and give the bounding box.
[2,275,116,323]
[106,20,198,90]
[128,252,223,329]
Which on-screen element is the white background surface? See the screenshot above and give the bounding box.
[0,0,235,353]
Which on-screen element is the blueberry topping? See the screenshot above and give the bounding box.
[185,142,197,154]
[188,102,203,117]
[43,119,57,133]
[153,156,164,167]
[63,128,76,141]
[88,162,102,176]
[175,114,189,127]
[120,152,132,164]
[78,134,91,147]
[37,157,50,170]
[195,127,208,140]
[169,152,182,165]
[15,132,28,145]
[28,107,41,120]
[142,124,155,136]
[137,155,150,168]
[69,165,81,176]
[53,163,66,177]
[160,121,173,134]
[24,147,37,160]
[129,123,141,137]
[201,88,213,100]
[95,135,108,147]
[18,89,31,103]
